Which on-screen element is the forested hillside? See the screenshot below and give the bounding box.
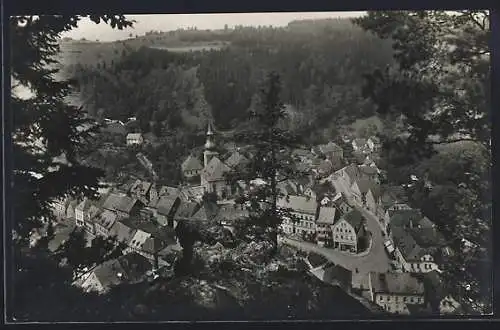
[65,18,394,143]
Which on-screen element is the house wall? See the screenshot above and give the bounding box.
[394,249,439,273]
[374,293,425,314]
[332,220,357,251]
[75,209,85,227]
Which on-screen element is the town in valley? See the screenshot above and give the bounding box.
[11,11,490,321]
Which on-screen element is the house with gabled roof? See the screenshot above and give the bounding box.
[181,154,204,179]
[76,252,152,294]
[331,209,367,253]
[102,193,143,219]
[368,272,425,315]
[351,177,379,206]
[318,141,344,160]
[75,198,93,228]
[94,209,118,238]
[390,225,440,273]
[172,200,200,229]
[109,220,137,245]
[129,179,152,204]
[225,150,250,170]
[65,199,78,221]
[154,195,181,227]
[315,206,340,247]
[51,197,70,221]
[191,201,219,222]
[200,156,232,198]
[277,195,318,238]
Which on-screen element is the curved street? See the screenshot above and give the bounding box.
[279,202,391,279]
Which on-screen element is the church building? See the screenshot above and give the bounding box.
[181,121,235,199]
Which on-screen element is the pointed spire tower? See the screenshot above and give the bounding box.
[203,120,219,167]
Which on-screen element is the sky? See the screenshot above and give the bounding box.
[62,12,365,42]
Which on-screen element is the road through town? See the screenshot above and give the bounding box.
[279,203,391,277]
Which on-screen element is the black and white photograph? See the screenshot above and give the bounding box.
[7,10,492,322]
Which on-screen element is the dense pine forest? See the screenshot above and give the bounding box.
[67,18,394,143]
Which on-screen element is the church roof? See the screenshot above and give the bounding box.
[181,155,203,172]
[202,157,231,182]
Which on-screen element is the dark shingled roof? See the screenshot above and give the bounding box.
[369,272,425,295]
[102,193,140,214]
[110,221,137,244]
[155,196,179,216]
[215,204,249,223]
[181,155,203,172]
[191,202,219,222]
[391,226,430,261]
[173,201,200,221]
[343,209,365,231]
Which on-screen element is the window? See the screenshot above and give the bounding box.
[379,296,384,302]
[395,296,399,302]
[410,297,414,303]
[387,296,391,302]
[403,297,407,302]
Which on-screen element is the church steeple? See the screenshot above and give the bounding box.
[204,121,216,150]
[203,120,219,167]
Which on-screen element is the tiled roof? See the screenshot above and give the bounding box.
[130,179,152,196]
[215,204,249,223]
[277,195,318,215]
[277,180,299,195]
[391,226,428,261]
[95,210,118,230]
[202,157,231,182]
[317,207,338,225]
[369,272,425,295]
[118,252,152,280]
[158,186,180,198]
[155,196,179,216]
[225,150,250,168]
[102,193,139,214]
[173,201,200,221]
[389,209,423,229]
[110,221,137,244]
[343,209,365,231]
[191,202,219,222]
[181,155,203,172]
[341,164,361,183]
